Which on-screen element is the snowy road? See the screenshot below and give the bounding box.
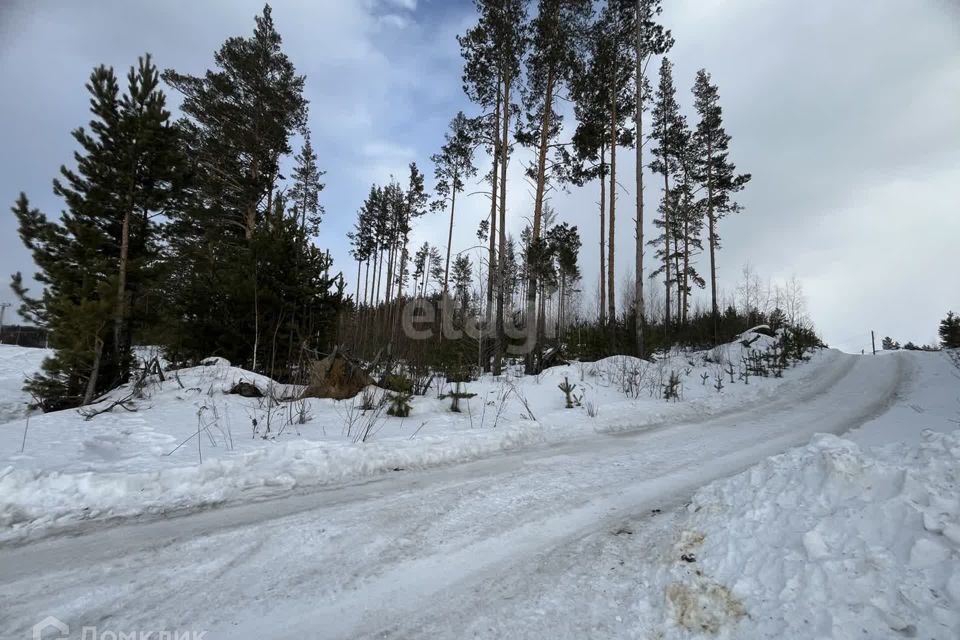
[0,352,906,639]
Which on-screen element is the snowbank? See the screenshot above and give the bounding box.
[0,420,543,541]
[655,428,960,638]
[0,332,832,541]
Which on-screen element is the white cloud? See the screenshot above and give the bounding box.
[382,0,418,11]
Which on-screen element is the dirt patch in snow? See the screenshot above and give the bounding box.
[674,529,705,555]
[666,577,746,634]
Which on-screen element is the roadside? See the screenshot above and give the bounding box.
[0,351,906,639]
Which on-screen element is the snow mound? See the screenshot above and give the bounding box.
[0,420,543,542]
[664,428,960,638]
[0,334,833,542]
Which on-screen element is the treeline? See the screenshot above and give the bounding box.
[881,311,960,351]
[11,7,345,410]
[0,325,48,349]
[346,0,754,373]
[11,1,768,411]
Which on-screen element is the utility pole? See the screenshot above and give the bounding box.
[871,330,876,355]
[0,302,10,344]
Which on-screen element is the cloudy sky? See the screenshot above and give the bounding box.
[1,0,957,352]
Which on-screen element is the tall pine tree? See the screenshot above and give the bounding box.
[649,56,685,330]
[431,112,477,297]
[600,0,638,342]
[289,132,326,239]
[11,56,185,410]
[161,5,341,374]
[692,68,751,344]
[632,0,672,355]
[459,0,527,374]
[519,0,592,372]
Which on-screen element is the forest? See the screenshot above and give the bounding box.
[3,0,891,411]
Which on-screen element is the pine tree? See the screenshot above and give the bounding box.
[649,57,686,330]
[289,132,326,238]
[692,68,751,344]
[348,185,379,306]
[11,56,185,410]
[519,0,592,372]
[451,255,474,316]
[675,133,705,324]
[459,0,527,374]
[940,311,960,349]
[428,245,444,295]
[632,0,673,356]
[367,184,390,305]
[398,163,428,301]
[546,222,582,334]
[431,112,477,297]
[570,24,610,328]
[160,5,341,374]
[412,242,430,298]
[162,4,307,241]
[600,0,638,342]
[411,242,445,299]
[570,3,635,341]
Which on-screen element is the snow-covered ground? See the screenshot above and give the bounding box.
[630,352,960,639]
[0,344,48,425]
[0,334,824,540]
[396,349,957,640]
[0,343,957,640]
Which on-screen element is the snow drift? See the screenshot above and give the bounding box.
[656,428,960,638]
[0,334,830,541]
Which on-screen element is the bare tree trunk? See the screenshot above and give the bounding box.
[495,97,509,375]
[396,232,410,315]
[682,216,690,325]
[82,334,104,406]
[442,184,458,295]
[525,66,555,373]
[421,250,430,298]
[244,152,260,240]
[662,117,672,330]
[674,245,682,324]
[707,137,719,345]
[559,273,566,336]
[363,258,370,307]
[355,260,361,304]
[599,143,607,327]
[486,87,502,373]
[608,86,618,345]
[634,2,645,357]
[114,207,130,368]
[375,249,383,305]
[385,240,395,306]
[252,269,260,372]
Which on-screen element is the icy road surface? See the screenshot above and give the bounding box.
[0,352,909,639]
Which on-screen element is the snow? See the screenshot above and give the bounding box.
[621,349,960,639]
[1,343,958,639]
[654,428,960,638]
[847,348,960,447]
[338,349,954,640]
[0,333,829,541]
[0,344,48,424]
[0,422,544,535]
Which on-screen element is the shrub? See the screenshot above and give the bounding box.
[386,390,413,417]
